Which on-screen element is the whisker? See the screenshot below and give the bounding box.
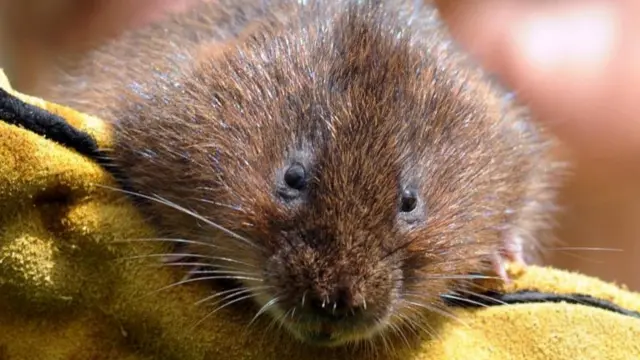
[120,252,256,268]
[440,293,489,308]
[375,317,393,355]
[193,286,253,306]
[248,295,282,327]
[151,261,255,277]
[402,299,469,328]
[455,289,508,306]
[112,237,232,251]
[549,250,609,264]
[190,292,262,331]
[396,311,441,342]
[138,275,263,301]
[178,263,252,274]
[426,274,498,280]
[264,302,287,334]
[388,321,411,349]
[155,261,223,268]
[366,335,379,359]
[547,247,623,252]
[95,184,262,250]
[405,274,500,281]
[196,286,259,307]
[276,308,293,332]
[181,266,207,281]
[188,269,258,276]
[193,198,247,213]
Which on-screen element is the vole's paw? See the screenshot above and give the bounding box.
[492,236,526,284]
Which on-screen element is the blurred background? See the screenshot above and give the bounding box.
[0,0,637,290]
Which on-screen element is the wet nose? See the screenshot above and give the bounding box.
[307,287,365,319]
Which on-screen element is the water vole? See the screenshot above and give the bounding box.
[40,0,561,347]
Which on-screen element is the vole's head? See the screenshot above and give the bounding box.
[113,0,549,347]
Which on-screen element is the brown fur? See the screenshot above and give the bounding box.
[39,0,562,348]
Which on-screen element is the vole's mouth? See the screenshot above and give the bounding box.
[280,317,384,347]
[301,330,344,347]
[298,323,342,346]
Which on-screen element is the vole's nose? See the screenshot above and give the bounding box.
[306,286,366,319]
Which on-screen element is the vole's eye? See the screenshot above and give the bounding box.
[400,189,418,212]
[284,163,307,190]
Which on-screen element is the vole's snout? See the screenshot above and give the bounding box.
[287,279,385,346]
[270,231,395,344]
[304,285,366,320]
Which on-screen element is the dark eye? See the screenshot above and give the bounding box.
[284,163,307,190]
[400,189,418,212]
